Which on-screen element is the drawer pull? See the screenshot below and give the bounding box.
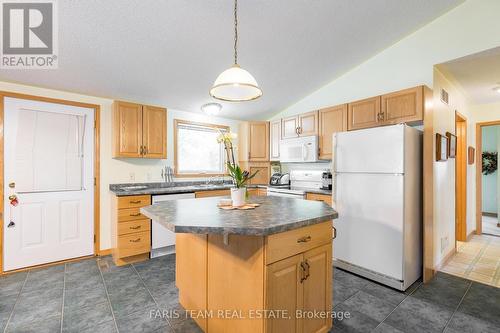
[129,238,141,243]
[130,226,141,230]
[129,200,142,204]
[297,236,311,243]
[129,213,141,217]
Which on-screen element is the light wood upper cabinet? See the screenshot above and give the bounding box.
[266,253,303,333]
[142,105,167,158]
[318,104,347,160]
[298,111,319,136]
[113,101,143,158]
[282,111,319,139]
[348,96,381,131]
[112,101,167,159]
[282,115,300,139]
[381,86,423,125]
[270,119,281,161]
[239,121,269,162]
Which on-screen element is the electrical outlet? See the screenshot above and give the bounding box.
[441,236,449,253]
[129,172,135,181]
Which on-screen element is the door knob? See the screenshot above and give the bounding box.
[8,182,15,188]
[7,221,15,228]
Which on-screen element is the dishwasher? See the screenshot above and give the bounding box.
[151,193,195,258]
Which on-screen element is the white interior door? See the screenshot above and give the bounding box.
[3,97,94,271]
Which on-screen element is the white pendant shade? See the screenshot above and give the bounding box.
[210,65,263,102]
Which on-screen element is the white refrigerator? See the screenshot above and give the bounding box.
[332,124,422,290]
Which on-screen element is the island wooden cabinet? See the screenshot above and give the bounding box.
[113,101,167,158]
[111,194,152,266]
[282,111,319,138]
[270,119,281,161]
[347,96,381,130]
[176,221,333,333]
[318,104,347,160]
[194,189,230,198]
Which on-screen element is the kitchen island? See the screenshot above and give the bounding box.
[141,196,337,333]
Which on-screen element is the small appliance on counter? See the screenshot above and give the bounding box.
[269,173,290,186]
[321,171,332,190]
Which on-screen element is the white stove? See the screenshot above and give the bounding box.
[266,170,325,198]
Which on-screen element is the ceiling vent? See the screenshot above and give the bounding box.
[440,88,449,105]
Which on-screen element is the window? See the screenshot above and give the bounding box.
[174,119,229,176]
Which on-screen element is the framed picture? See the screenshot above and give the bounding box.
[436,133,448,161]
[468,147,475,165]
[446,132,457,158]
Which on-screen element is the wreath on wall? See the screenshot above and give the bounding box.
[482,151,498,175]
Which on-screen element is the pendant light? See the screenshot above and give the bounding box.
[210,0,262,102]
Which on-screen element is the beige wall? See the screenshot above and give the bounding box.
[0,81,241,251]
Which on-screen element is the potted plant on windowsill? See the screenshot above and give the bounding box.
[217,131,258,207]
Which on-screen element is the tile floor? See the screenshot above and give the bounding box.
[441,234,500,287]
[0,254,499,332]
[482,215,500,237]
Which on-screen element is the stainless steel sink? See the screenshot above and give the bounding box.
[121,185,149,191]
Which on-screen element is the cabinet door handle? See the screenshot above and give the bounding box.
[300,262,307,283]
[129,200,142,204]
[297,235,312,243]
[130,238,141,243]
[129,213,141,217]
[304,260,310,280]
[130,226,141,230]
[140,145,144,155]
[144,146,148,154]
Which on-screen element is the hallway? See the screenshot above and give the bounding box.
[441,234,500,287]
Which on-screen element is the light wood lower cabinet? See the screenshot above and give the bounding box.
[306,193,332,207]
[176,221,333,333]
[194,189,230,198]
[111,194,152,266]
[248,187,267,197]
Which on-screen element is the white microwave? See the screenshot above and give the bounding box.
[279,136,319,163]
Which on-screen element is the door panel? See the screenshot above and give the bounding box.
[299,111,318,136]
[335,125,404,174]
[4,97,94,271]
[113,101,143,157]
[334,173,404,279]
[282,116,299,139]
[266,253,303,333]
[270,120,281,161]
[249,121,269,161]
[348,96,381,130]
[303,244,332,333]
[382,86,423,124]
[319,105,347,160]
[142,105,167,158]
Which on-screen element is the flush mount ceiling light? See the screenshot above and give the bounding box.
[201,102,222,115]
[209,0,262,102]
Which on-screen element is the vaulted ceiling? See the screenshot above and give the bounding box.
[0,0,463,120]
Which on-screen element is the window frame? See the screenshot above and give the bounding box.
[173,119,230,177]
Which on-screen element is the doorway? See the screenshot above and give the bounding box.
[477,123,500,237]
[0,93,101,274]
[455,112,467,242]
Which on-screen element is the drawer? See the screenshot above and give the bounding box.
[116,231,151,258]
[117,195,151,209]
[306,193,332,206]
[194,190,230,198]
[118,219,150,236]
[118,207,149,222]
[265,221,332,264]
